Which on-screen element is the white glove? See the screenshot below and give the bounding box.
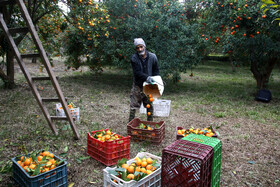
[146,76,154,84]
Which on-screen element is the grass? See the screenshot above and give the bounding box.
[166,60,280,123]
[0,59,280,186]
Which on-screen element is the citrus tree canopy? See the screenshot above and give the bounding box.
[63,0,204,82]
[201,0,280,88]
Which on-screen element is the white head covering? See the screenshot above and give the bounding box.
[134,38,146,48]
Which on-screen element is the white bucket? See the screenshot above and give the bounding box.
[143,75,164,98]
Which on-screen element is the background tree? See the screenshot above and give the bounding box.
[0,0,62,88]
[202,0,280,89]
[64,0,204,82]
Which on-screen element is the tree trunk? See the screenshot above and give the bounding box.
[5,49,15,89]
[32,57,37,63]
[229,54,236,72]
[250,57,278,89]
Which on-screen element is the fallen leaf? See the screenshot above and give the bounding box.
[68,182,74,187]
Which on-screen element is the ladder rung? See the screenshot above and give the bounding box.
[42,97,68,102]
[0,0,16,6]
[9,27,29,34]
[32,76,59,81]
[51,116,76,121]
[21,53,40,58]
[42,98,60,102]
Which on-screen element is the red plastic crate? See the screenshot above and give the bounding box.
[87,129,130,166]
[127,118,165,144]
[176,126,218,140]
[161,140,214,187]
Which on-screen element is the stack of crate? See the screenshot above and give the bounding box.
[161,134,222,186]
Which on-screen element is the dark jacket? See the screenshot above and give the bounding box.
[131,51,160,88]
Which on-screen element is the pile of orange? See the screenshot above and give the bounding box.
[16,151,61,176]
[178,127,215,137]
[58,102,75,109]
[92,130,122,142]
[138,123,154,130]
[115,156,158,182]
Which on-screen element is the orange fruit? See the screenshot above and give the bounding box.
[23,166,29,172]
[37,156,43,162]
[146,158,153,164]
[49,153,54,158]
[29,164,36,170]
[148,94,152,98]
[146,104,150,108]
[146,170,152,175]
[50,165,56,170]
[147,126,152,130]
[147,112,151,116]
[136,159,142,166]
[43,168,49,172]
[135,166,141,172]
[127,174,134,180]
[141,161,147,168]
[105,135,111,140]
[24,158,32,166]
[140,168,146,173]
[46,161,52,167]
[146,164,153,170]
[128,166,134,173]
[106,130,112,135]
[122,164,129,170]
[42,151,50,157]
[49,159,56,165]
[20,156,26,161]
[149,98,154,102]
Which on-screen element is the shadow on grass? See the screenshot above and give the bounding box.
[59,69,133,93]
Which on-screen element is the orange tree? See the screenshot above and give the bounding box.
[63,0,204,82]
[61,0,110,72]
[201,0,280,89]
[104,0,205,81]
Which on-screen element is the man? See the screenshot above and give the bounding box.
[129,38,160,122]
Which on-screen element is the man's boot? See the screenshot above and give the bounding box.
[147,105,153,121]
[129,109,136,122]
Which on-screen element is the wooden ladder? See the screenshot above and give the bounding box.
[0,0,80,139]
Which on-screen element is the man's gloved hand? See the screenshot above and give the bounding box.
[146,76,154,84]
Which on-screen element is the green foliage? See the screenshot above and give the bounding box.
[63,0,203,82]
[201,0,280,88]
[261,0,280,26]
[62,0,110,72]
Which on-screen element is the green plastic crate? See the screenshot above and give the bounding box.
[182,134,222,187]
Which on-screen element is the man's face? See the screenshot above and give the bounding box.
[136,45,145,56]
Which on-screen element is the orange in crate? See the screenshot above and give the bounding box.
[87,129,130,166]
[176,126,218,140]
[127,118,165,144]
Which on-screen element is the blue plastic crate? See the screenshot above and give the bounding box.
[12,152,67,187]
